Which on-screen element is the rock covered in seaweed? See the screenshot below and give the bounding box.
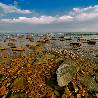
[80,75,98,92]
[56,62,78,87]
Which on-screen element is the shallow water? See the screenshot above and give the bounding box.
[1,33,98,97]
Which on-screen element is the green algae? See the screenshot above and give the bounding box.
[9,92,26,98]
[80,75,98,92]
[10,77,25,92]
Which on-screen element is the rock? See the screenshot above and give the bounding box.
[73,84,79,93]
[80,76,98,92]
[52,93,57,98]
[54,90,60,96]
[0,74,4,80]
[8,42,16,48]
[56,63,78,87]
[77,94,81,98]
[11,77,25,92]
[96,94,98,98]
[64,86,71,96]
[12,47,24,51]
[2,91,9,98]
[9,92,26,98]
[94,55,98,63]
[0,48,6,50]
[87,40,96,45]
[70,95,76,98]
[70,42,81,47]
[95,74,98,83]
[0,86,7,96]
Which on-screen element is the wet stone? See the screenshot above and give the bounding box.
[56,63,78,87]
[80,76,98,92]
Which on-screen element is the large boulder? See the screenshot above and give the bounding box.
[56,63,78,87]
[79,75,98,92]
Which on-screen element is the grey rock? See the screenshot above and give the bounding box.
[56,63,77,87]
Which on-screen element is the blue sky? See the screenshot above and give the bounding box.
[1,0,98,15]
[0,0,98,32]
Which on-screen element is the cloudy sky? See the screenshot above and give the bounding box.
[0,0,98,33]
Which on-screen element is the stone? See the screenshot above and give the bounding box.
[12,47,24,51]
[56,63,77,87]
[11,77,25,92]
[80,76,98,92]
[0,86,7,96]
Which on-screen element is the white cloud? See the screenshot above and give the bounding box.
[76,13,98,21]
[0,3,32,14]
[0,4,98,32]
[1,4,98,24]
[72,5,98,21]
[13,1,18,7]
[58,15,73,22]
[72,5,98,14]
[1,15,73,24]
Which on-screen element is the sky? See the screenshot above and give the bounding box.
[0,0,98,32]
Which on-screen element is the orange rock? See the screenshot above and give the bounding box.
[12,47,24,51]
[70,95,75,98]
[77,94,82,98]
[0,86,7,96]
[96,94,98,98]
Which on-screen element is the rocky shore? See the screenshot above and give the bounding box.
[0,33,98,98]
